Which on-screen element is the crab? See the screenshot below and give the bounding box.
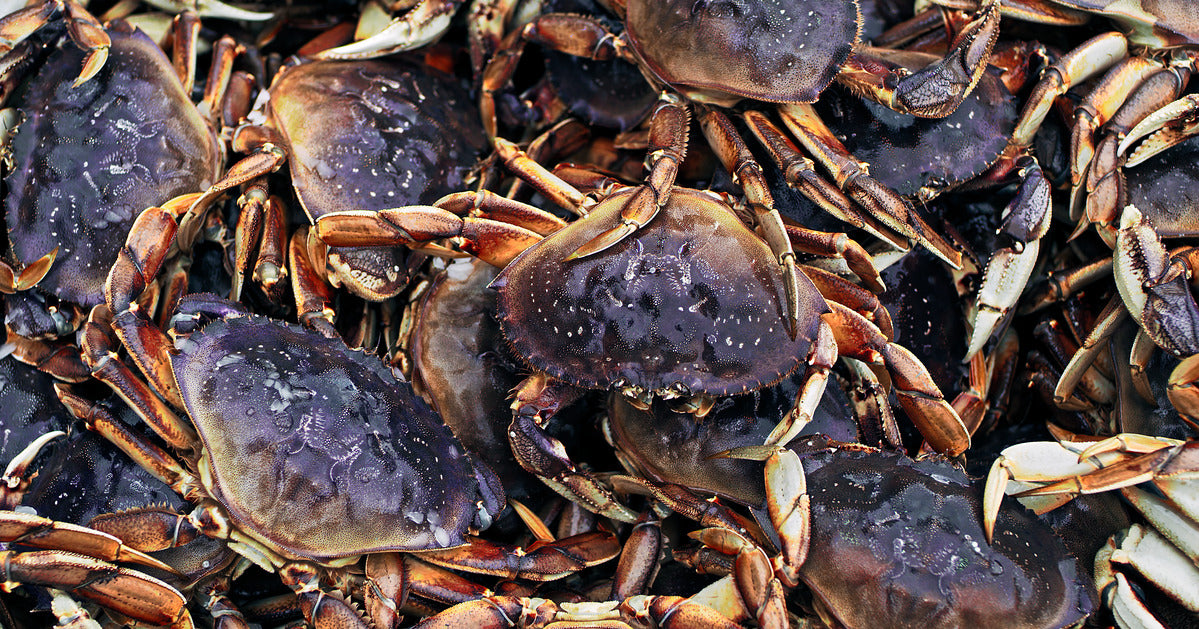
[176,53,489,310]
[983,434,1199,627]
[317,146,971,525]
[472,0,1008,338]
[61,203,623,628]
[0,13,241,379]
[627,439,1096,628]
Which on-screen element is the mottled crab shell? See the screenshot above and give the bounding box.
[800,448,1096,629]
[172,314,498,562]
[816,58,1016,199]
[1124,134,1199,237]
[267,58,487,300]
[4,23,219,306]
[624,0,859,106]
[493,187,827,398]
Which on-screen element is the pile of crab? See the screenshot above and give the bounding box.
[0,0,1197,627]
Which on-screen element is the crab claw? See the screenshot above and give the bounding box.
[0,247,58,294]
[315,0,460,60]
[142,0,274,21]
[965,157,1052,360]
[1114,205,1199,357]
[1120,94,1199,166]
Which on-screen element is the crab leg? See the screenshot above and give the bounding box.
[1003,32,1129,161]
[697,107,801,338]
[1064,56,1166,226]
[0,512,175,574]
[566,93,690,260]
[1078,58,1195,238]
[0,550,193,629]
[838,0,1001,118]
[741,110,910,254]
[825,302,969,455]
[0,0,110,86]
[777,103,962,269]
[416,531,621,581]
[411,595,744,629]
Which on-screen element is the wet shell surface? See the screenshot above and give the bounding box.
[494,186,826,397]
[4,23,218,305]
[172,314,489,561]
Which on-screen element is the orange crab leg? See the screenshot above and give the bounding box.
[1,550,193,628]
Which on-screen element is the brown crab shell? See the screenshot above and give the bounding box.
[173,314,497,562]
[493,186,827,398]
[624,0,859,106]
[267,58,486,300]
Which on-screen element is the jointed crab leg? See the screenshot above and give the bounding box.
[698,107,802,338]
[741,110,910,256]
[1003,32,1129,161]
[776,103,963,269]
[0,549,193,629]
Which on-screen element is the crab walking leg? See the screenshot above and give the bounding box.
[507,375,640,524]
[1064,56,1166,224]
[1001,31,1128,163]
[566,93,691,260]
[416,531,621,581]
[0,0,110,86]
[698,107,801,338]
[0,512,175,574]
[1055,297,1127,406]
[825,302,969,455]
[0,550,193,629]
[742,110,910,254]
[777,103,962,269]
[478,11,631,139]
[966,156,1052,359]
[767,320,837,447]
[688,449,809,628]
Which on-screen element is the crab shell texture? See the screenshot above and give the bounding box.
[172,313,502,563]
[801,449,1096,629]
[0,356,73,463]
[267,58,487,299]
[4,23,219,306]
[816,60,1016,198]
[1124,134,1199,237]
[624,0,858,106]
[493,186,827,398]
[1062,0,1198,46]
